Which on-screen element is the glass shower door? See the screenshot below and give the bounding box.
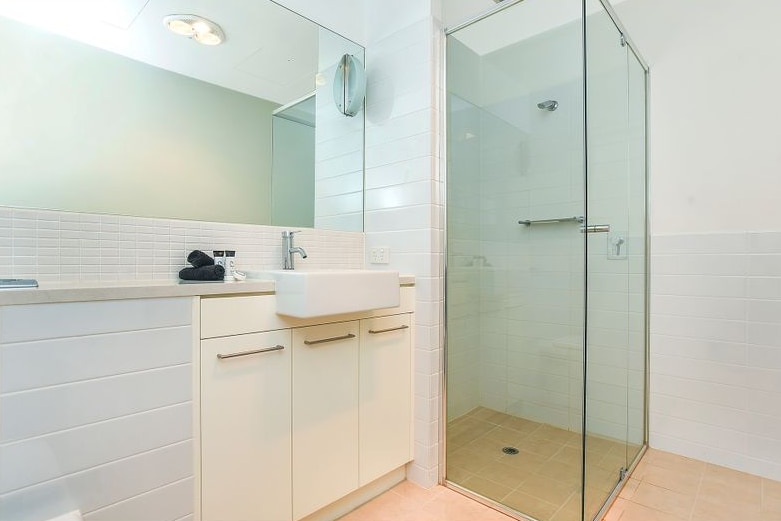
[583,1,647,519]
[445,1,587,520]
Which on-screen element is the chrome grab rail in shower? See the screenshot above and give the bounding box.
[518,216,584,226]
[517,216,610,233]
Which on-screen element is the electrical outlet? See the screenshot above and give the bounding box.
[370,246,390,264]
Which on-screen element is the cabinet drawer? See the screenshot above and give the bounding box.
[201,294,285,338]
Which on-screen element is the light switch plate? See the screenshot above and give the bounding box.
[370,246,390,264]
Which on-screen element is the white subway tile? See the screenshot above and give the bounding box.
[0,404,191,493]
[0,365,191,442]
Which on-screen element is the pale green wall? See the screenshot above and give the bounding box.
[271,116,315,228]
[0,17,277,225]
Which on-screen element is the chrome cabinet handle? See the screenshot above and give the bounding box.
[304,333,356,346]
[217,345,285,360]
[368,325,409,335]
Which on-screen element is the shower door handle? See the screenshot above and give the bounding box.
[580,224,610,233]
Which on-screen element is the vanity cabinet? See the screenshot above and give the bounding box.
[200,329,292,521]
[199,289,413,521]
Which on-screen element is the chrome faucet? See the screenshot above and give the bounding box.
[282,230,308,270]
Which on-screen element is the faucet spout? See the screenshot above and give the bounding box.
[289,246,307,259]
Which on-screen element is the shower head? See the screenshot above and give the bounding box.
[537,100,559,111]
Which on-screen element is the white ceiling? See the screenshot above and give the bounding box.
[451,0,630,56]
[0,0,327,104]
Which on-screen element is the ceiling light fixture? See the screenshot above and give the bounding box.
[164,14,225,46]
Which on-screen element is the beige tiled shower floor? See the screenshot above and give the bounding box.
[447,407,632,521]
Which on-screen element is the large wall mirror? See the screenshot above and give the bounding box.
[0,0,365,231]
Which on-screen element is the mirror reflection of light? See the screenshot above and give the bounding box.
[163,15,224,46]
[167,19,193,36]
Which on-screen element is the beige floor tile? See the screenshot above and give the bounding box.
[448,419,499,449]
[536,460,582,487]
[604,498,688,521]
[691,494,762,521]
[500,415,543,436]
[763,478,781,517]
[629,481,695,519]
[516,476,579,506]
[518,435,568,459]
[552,445,584,467]
[698,467,761,505]
[423,487,514,521]
[551,494,583,521]
[468,407,512,425]
[503,489,560,520]
[475,459,531,486]
[446,464,474,483]
[641,449,706,475]
[448,447,501,474]
[390,480,445,506]
[534,424,581,445]
[585,464,620,493]
[636,461,703,496]
[618,478,640,500]
[484,425,532,446]
[461,475,514,502]
[502,449,550,473]
[464,435,518,461]
[764,477,781,499]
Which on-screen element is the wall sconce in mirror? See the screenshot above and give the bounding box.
[333,54,366,117]
[164,14,225,46]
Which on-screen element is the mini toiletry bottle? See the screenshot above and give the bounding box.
[225,250,236,280]
[213,250,225,272]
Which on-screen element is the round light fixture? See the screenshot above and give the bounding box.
[164,15,225,46]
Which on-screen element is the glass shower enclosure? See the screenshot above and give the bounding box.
[444,1,647,520]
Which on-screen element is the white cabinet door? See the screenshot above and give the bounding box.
[201,329,292,521]
[359,314,413,485]
[292,321,359,520]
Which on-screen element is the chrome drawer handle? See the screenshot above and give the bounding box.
[304,333,356,346]
[217,345,285,359]
[368,325,409,335]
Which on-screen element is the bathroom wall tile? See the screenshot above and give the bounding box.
[83,477,194,521]
[653,274,746,298]
[650,231,781,482]
[653,233,748,254]
[652,294,746,320]
[0,403,191,493]
[0,365,191,442]
[653,253,747,276]
[0,442,193,521]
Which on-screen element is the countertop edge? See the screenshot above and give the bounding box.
[0,275,416,306]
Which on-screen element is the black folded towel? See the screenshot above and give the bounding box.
[179,265,225,281]
[187,250,214,268]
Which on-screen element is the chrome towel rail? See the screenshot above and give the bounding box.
[518,216,584,226]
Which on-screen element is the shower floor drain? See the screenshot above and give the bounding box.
[502,446,520,455]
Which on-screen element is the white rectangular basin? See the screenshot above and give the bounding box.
[258,270,400,318]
